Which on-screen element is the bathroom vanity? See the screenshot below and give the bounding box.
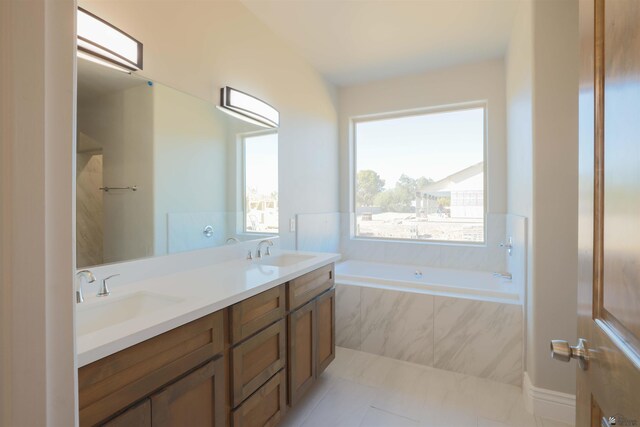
[77,257,337,427]
[74,47,339,427]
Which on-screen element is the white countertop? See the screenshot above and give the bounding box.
[76,250,340,367]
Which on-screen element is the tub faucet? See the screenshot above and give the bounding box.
[75,270,96,303]
[256,239,273,258]
[499,237,513,256]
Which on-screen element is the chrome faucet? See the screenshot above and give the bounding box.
[99,274,119,297]
[499,236,513,256]
[226,237,240,244]
[75,270,96,303]
[256,239,273,258]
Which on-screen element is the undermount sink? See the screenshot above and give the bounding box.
[76,291,184,336]
[258,254,315,267]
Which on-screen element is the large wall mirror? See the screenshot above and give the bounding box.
[76,58,278,268]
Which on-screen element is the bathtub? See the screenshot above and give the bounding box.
[333,260,523,385]
[335,259,520,304]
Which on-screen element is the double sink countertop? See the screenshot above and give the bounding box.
[76,250,340,367]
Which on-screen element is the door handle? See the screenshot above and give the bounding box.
[550,338,589,370]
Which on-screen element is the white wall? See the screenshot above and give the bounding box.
[505,0,579,396]
[153,84,229,253]
[0,0,77,425]
[530,0,579,395]
[338,59,508,272]
[80,0,340,251]
[505,0,535,392]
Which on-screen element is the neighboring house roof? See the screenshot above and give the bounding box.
[418,162,484,194]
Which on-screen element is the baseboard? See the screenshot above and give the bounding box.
[523,372,575,425]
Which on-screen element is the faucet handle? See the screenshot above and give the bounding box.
[99,274,119,297]
[247,250,253,260]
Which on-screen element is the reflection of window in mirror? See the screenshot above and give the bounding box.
[243,132,278,234]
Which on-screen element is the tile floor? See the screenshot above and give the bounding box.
[280,347,573,427]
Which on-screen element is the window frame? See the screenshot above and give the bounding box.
[240,129,279,235]
[350,100,489,246]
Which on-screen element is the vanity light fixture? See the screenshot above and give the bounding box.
[218,87,279,128]
[77,7,143,72]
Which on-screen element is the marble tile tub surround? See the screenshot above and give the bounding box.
[339,212,508,273]
[336,284,523,385]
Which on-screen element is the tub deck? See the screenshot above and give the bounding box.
[335,260,520,305]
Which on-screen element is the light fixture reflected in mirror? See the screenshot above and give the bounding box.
[217,86,279,128]
[77,7,143,72]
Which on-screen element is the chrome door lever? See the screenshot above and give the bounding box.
[550,338,590,370]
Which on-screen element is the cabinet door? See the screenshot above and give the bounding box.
[315,288,335,376]
[151,357,225,427]
[101,399,151,427]
[288,299,316,405]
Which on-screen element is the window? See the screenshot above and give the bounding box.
[243,132,278,233]
[353,105,486,243]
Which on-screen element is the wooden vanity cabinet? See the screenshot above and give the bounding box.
[101,400,151,427]
[231,369,287,427]
[98,358,226,427]
[287,278,336,406]
[79,311,225,427]
[287,263,334,311]
[315,287,336,376]
[288,299,316,405]
[230,319,286,407]
[81,263,336,427]
[151,357,226,427]
[228,284,288,426]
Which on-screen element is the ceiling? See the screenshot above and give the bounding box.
[239,0,521,86]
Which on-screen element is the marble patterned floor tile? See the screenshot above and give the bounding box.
[473,376,523,423]
[370,360,433,422]
[421,365,479,418]
[361,287,434,366]
[335,284,362,350]
[300,378,376,427]
[279,375,335,427]
[478,418,510,427]
[360,407,420,427]
[337,346,396,388]
[434,296,522,385]
[280,347,574,427]
[535,417,574,427]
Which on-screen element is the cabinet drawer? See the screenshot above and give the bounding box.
[231,319,286,407]
[229,285,286,345]
[287,263,334,310]
[79,310,224,427]
[231,369,286,427]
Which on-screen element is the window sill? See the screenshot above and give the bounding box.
[349,235,487,248]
